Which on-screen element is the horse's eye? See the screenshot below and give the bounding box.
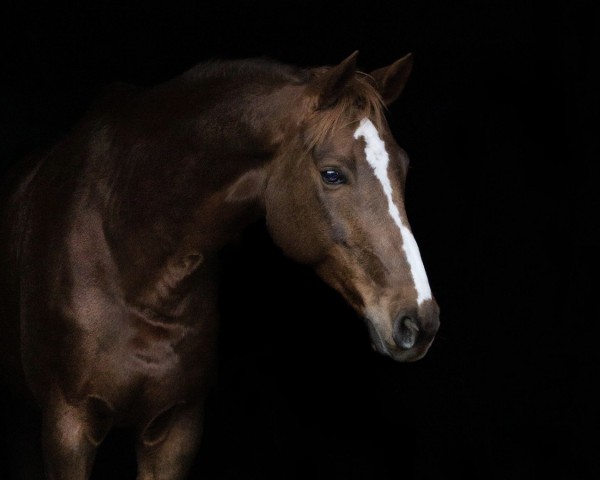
[320,169,347,185]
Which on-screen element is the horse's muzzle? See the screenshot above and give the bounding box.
[391,301,440,362]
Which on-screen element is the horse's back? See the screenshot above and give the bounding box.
[0,157,49,475]
[0,147,46,398]
[0,83,127,393]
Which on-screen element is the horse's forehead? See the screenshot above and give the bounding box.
[352,119,406,190]
[313,118,397,159]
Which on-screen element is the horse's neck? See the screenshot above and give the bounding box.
[101,81,300,305]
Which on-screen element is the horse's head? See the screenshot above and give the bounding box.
[264,52,439,362]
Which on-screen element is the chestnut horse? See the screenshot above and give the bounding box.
[0,51,439,479]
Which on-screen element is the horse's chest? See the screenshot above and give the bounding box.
[21,206,218,413]
[58,290,215,414]
[125,312,193,373]
[94,309,208,380]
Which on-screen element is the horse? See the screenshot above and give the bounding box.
[0,51,439,479]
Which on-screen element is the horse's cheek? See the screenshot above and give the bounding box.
[265,189,326,264]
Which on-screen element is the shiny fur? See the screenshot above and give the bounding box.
[0,52,438,479]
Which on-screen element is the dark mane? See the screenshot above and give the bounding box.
[180,57,384,131]
[143,56,386,158]
[181,57,311,85]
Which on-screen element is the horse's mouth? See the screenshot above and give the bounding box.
[364,317,432,363]
[365,318,389,355]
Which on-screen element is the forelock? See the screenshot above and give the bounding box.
[303,71,386,152]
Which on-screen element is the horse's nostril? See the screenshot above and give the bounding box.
[394,315,420,350]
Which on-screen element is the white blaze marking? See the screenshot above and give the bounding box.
[353,118,432,305]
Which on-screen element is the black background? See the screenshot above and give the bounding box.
[1,1,598,479]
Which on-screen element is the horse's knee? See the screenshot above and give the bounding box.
[140,403,183,447]
[85,395,114,446]
[41,394,113,479]
[140,402,203,448]
[44,395,113,448]
[41,407,95,479]
[136,404,204,480]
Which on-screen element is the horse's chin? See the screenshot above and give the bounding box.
[389,346,431,362]
[369,340,431,363]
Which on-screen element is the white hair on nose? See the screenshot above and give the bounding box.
[353,118,432,305]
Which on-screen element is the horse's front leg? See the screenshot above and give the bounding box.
[135,403,204,480]
[41,390,112,480]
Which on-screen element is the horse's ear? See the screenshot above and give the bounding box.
[316,50,359,109]
[369,53,413,106]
